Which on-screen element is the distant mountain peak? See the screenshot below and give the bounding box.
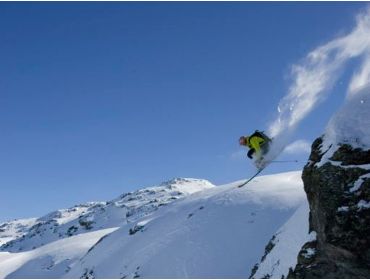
[160,177,210,185]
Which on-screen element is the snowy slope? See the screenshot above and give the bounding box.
[1,178,213,253]
[65,171,307,279]
[0,173,307,279]
[0,228,117,278]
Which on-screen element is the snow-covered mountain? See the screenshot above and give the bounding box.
[0,173,308,278]
[1,178,213,253]
[0,218,37,247]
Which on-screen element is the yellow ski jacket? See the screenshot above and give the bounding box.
[247,135,266,158]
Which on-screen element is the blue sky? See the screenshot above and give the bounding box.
[0,2,366,222]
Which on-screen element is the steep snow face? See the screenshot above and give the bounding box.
[251,201,315,279]
[66,171,307,279]
[1,178,213,253]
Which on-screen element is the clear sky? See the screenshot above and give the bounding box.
[0,2,366,222]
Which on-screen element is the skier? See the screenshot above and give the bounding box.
[239,130,271,168]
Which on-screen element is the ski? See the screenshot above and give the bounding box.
[237,157,299,188]
[237,167,265,188]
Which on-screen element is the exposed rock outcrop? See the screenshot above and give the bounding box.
[289,137,370,278]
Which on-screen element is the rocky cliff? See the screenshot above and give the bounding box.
[288,137,370,278]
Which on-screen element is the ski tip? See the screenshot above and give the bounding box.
[237,167,267,188]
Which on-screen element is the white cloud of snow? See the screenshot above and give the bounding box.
[321,86,370,156]
[348,57,370,97]
[265,6,370,162]
[283,140,311,155]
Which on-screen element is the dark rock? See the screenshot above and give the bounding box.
[129,224,145,235]
[289,137,370,278]
[67,226,78,237]
[79,219,94,230]
[81,268,95,279]
[249,263,259,279]
[249,234,277,278]
[331,144,370,165]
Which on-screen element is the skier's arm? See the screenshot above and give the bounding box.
[247,149,255,159]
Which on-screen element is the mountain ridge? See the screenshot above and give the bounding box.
[0,178,214,253]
